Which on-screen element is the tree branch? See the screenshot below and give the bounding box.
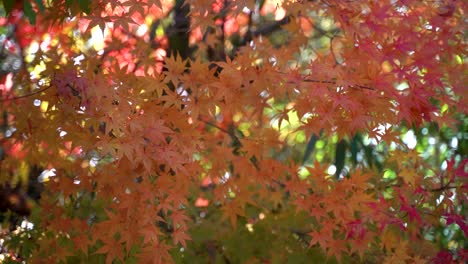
[0,85,52,102]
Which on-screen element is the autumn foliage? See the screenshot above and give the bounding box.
[0,0,467,263]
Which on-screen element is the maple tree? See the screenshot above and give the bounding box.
[0,0,467,263]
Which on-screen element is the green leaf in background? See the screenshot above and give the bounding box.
[34,0,45,13]
[334,139,347,179]
[78,0,91,14]
[23,1,36,25]
[64,0,91,14]
[350,133,360,166]
[364,144,374,168]
[302,133,319,165]
[2,0,15,15]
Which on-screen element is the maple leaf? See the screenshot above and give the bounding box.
[348,237,370,260]
[145,118,173,143]
[121,225,143,253]
[221,200,246,228]
[190,11,216,34]
[170,209,191,229]
[308,225,333,250]
[138,242,173,264]
[399,168,417,186]
[96,237,125,264]
[147,0,163,10]
[399,193,422,225]
[71,235,90,255]
[139,223,163,245]
[86,17,108,33]
[163,53,187,85]
[326,239,347,263]
[173,227,192,247]
[454,158,468,179]
[445,214,468,238]
[383,241,412,264]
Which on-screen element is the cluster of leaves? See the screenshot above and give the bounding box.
[0,0,466,263]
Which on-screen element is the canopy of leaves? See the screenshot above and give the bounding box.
[0,0,466,263]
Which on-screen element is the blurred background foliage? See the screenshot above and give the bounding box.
[169,115,467,263]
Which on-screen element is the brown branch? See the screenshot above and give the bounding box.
[423,183,460,192]
[329,36,340,65]
[281,72,376,92]
[197,116,241,144]
[0,85,52,102]
[237,16,291,48]
[253,16,291,38]
[383,181,461,192]
[303,79,375,91]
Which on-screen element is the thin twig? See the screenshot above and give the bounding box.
[197,116,241,143]
[283,74,376,91]
[329,36,340,65]
[0,85,52,102]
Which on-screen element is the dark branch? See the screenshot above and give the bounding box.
[197,116,242,145]
[0,85,52,102]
